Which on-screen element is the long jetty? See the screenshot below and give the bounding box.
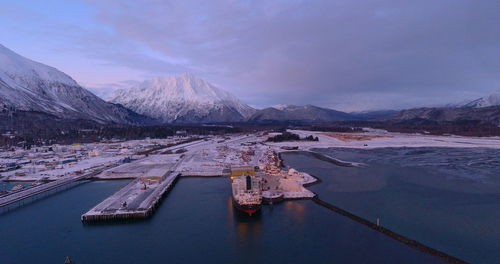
[0,165,111,210]
[312,196,467,264]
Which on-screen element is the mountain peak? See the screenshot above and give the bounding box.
[271,104,323,111]
[154,72,197,83]
[462,92,500,108]
[0,43,150,125]
[250,104,354,123]
[272,104,293,110]
[110,74,255,123]
[454,91,500,108]
[0,43,77,87]
[129,74,237,105]
[179,72,196,79]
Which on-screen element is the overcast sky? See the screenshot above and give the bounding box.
[1,0,499,111]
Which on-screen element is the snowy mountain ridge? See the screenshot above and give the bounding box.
[461,92,500,108]
[249,104,355,123]
[0,44,150,125]
[109,74,256,123]
[272,104,293,110]
[0,44,76,87]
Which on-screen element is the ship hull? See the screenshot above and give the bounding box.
[232,197,261,215]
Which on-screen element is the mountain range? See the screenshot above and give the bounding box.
[0,43,499,127]
[387,105,500,125]
[248,104,355,123]
[385,92,500,126]
[0,44,150,125]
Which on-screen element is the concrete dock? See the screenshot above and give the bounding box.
[81,173,179,222]
[81,160,183,222]
[81,139,217,222]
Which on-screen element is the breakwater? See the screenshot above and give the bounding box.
[278,150,355,167]
[312,196,467,264]
[280,150,477,264]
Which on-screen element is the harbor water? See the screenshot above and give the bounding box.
[0,176,442,263]
[282,147,500,264]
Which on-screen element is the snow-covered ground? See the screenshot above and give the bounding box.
[0,136,193,182]
[96,155,181,179]
[174,134,267,176]
[5,129,494,201]
[264,129,500,150]
[5,156,125,181]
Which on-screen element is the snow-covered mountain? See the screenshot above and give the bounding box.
[272,104,293,110]
[461,92,500,108]
[387,105,500,126]
[0,44,150,125]
[109,74,256,123]
[249,104,355,123]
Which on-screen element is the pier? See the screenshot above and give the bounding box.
[81,159,184,222]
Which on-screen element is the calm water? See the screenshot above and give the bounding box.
[282,147,500,264]
[0,177,442,263]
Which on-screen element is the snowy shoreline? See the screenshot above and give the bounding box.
[265,129,500,151]
[270,129,500,201]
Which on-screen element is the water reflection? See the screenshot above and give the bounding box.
[227,196,262,244]
[227,196,309,241]
[283,201,306,224]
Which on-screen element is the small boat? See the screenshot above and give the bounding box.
[11,184,24,191]
[30,181,42,187]
[262,190,284,204]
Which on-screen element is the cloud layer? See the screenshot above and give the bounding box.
[2,0,500,111]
